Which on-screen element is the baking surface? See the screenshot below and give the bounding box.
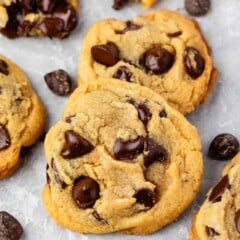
[0,0,240,239]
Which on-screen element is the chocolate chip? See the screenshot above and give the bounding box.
[185,0,210,16]
[142,46,174,74]
[46,164,51,184]
[92,211,108,224]
[133,188,156,208]
[209,175,230,203]
[184,47,205,79]
[167,31,182,38]
[17,20,34,36]
[113,66,132,82]
[112,0,128,10]
[144,137,168,167]
[37,0,58,13]
[61,130,94,159]
[128,99,152,125]
[0,125,11,151]
[21,0,37,12]
[0,60,9,75]
[235,210,240,233]
[53,3,78,32]
[65,115,75,123]
[206,226,220,237]
[72,177,100,209]
[51,159,67,188]
[116,21,142,34]
[0,211,23,240]
[113,136,145,160]
[44,69,72,96]
[91,42,120,67]
[38,17,64,38]
[208,133,239,160]
[159,110,167,118]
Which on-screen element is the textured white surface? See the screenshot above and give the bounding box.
[0,0,239,239]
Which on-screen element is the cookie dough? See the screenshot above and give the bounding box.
[190,153,240,240]
[42,79,203,235]
[0,0,78,38]
[0,55,45,179]
[78,9,218,114]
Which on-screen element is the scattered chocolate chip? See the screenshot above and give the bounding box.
[167,31,182,38]
[185,0,210,16]
[208,133,239,160]
[206,226,220,237]
[20,146,31,157]
[209,175,230,203]
[113,66,132,82]
[235,210,240,233]
[17,20,34,36]
[46,164,51,184]
[91,42,119,67]
[92,211,108,224]
[144,137,168,167]
[116,21,142,34]
[133,188,156,208]
[142,46,175,74]
[61,130,94,159]
[0,125,11,151]
[44,69,72,96]
[113,136,145,160]
[38,17,64,38]
[184,47,205,79]
[112,0,128,10]
[159,110,167,118]
[128,99,152,125]
[65,115,75,123]
[0,60,9,75]
[0,211,23,240]
[73,176,100,209]
[37,0,58,13]
[51,159,67,188]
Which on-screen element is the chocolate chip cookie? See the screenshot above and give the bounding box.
[0,55,45,179]
[0,0,78,38]
[113,0,156,10]
[190,153,240,240]
[42,79,203,235]
[78,10,218,114]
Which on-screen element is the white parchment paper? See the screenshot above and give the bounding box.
[1,0,240,239]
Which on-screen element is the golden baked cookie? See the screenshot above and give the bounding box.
[78,9,218,114]
[42,79,203,235]
[190,153,240,240]
[0,0,79,38]
[0,55,45,179]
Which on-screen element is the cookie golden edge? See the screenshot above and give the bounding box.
[42,79,203,235]
[78,9,218,115]
[0,55,45,179]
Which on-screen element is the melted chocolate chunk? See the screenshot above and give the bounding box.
[0,211,23,240]
[185,0,210,16]
[113,66,132,82]
[92,211,108,224]
[209,175,230,203]
[112,0,128,10]
[184,47,205,79]
[44,69,72,96]
[133,188,156,208]
[0,60,9,75]
[91,42,120,67]
[144,137,168,167]
[116,21,142,34]
[73,177,100,209]
[113,136,145,160]
[142,46,175,74]
[61,130,94,159]
[128,99,152,125]
[17,20,34,36]
[206,226,220,237]
[235,210,240,233]
[0,125,11,151]
[159,110,167,118]
[37,0,58,13]
[51,159,67,188]
[208,133,239,160]
[167,31,182,37]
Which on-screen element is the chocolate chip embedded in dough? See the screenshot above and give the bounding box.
[0,125,11,151]
[113,66,132,82]
[205,226,220,237]
[0,59,9,75]
[235,210,240,233]
[133,188,157,208]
